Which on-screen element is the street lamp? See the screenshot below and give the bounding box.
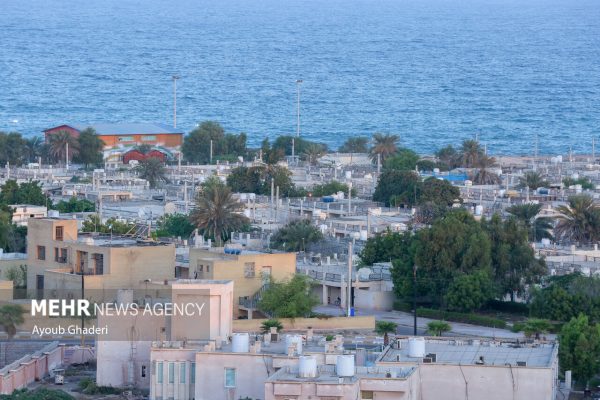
[172,75,180,128]
[296,79,303,137]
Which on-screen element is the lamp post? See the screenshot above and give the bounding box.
[296,79,303,137]
[172,75,180,128]
[413,265,418,336]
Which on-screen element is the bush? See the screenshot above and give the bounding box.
[392,300,412,312]
[77,378,121,395]
[484,300,529,315]
[417,308,507,329]
[260,319,283,333]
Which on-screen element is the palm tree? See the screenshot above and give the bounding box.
[47,130,79,164]
[134,157,169,188]
[271,220,323,252]
[375,320,397,345]
[426,320,451,336]
[25,136,43,163]
[370,133,399,164]
[517,171,548,190]
[506,203,553,242]
[472,155,501,185]
[303,143,325,165]
[189,183,249,246]
[339,137,368,153]
[460,139,484,168]
[555,194,600,244]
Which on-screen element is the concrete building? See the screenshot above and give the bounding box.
[9,205,47,226]
[188,248,296,318]
[376,337,559,400]
[96,280,233,389]
[26,217,176,301]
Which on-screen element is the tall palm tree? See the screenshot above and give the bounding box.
[506,203,553,242]
[25,136,43,163]
[0,304,25,365]
[302,143,325,165]
[134,157,169,189]
[375,320,397,345]
[370,133,399,164]
[518,171,548,190]
[555,194,600,244]
[472,155,501,185]
[460,139,484,168]
[189,183,249,246]
[47,130,79,164]
[271,220,323,252]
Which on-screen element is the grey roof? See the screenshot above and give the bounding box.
[379,338,556,368]
[58,123,183,135]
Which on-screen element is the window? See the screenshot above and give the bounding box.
[54,247,59,262]
[180,363,186,384]
[59,248,68,263]
[224,368,236,388]
[244,262,256,278]
[55,226,64,241]
[190,362,195,384]
[196,262,203,272]
[361,391,374,400]
[142,135,157,141]
[206,265,210,273]
[157,362,163,383]
[37,246,45,260]
[141,365,146,378]
[118,136,134,142]
[93,253,104,275]
[168,362,174,383]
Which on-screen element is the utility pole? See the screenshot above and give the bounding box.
[291,138,295,164]
[348,182,352,215]
[296,80,303,137]
[413,265,418,335]
[66,142,69,170]
[210,140,213,164]
[366,209,371,239]
[172,75,180,128]
[347,242,353,317]
[593,137,596,161]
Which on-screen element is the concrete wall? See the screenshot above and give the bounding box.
[150,348,196,400]
[233,316,375,332]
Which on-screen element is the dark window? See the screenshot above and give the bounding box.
[141,365,146,378]
[59,248,68,263]
[93,253,104,275]
[37,246,45,260]
[55,226,64,241]
[54,247,59,262]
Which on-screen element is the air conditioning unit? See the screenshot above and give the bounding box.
[425,353,437,363]
[422,357,433,364]
[516,361,527,367]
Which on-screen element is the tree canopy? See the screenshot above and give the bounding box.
[258,275,318,318]
[227,165,296,197]
[271,220,323,252]
[182,121,247,163]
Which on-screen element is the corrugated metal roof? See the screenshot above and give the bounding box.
[54,123,184,135]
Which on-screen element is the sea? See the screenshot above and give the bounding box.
[1,0,599,155]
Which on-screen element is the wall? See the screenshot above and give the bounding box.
[99,133,182,149]
[233,316,375,332]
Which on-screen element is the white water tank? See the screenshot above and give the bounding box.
[48,210,60,218]
[231,333,250,353]
[359,230,368,241]
[475,205,483,216]
[408,337,426,358]
[286,334,303,355]
[345,171,352,179]
[298,356,318,378]
[336,355,355,377]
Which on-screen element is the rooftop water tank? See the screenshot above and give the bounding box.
[298,356,317,378]
[408,337,426,358]
[231,333,250,353]
[285,334,303,356]
[359,230,368,241]
[48,210,60,218]
[336,355,355,377]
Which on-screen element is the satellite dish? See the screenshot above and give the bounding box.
[164,202,176,215]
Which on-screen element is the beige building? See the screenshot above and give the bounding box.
[26,217,176,301]
[188,248,296,318]
[96,280,234,389]
[9,205,47,227]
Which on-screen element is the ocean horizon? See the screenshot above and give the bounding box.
[1,0,599,155]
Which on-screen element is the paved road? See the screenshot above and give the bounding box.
[314,305,557,340]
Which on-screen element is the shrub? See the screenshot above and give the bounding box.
[417,308,507,329]
[260,319,283,334]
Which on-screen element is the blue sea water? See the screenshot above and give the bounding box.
[1,0,600,155]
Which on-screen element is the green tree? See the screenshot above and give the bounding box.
[558,314,600,386]
[339,137,368,153]
[518,171,548,190]
[0,132,28,166]
[375,320,397,345]
[155,213,195,238]
[135,157,169,189]
[182,121,226,164]
[227,165,296,196]
[555,194,600,244]
[0,388,74,400]
[459,139,484,168]
[81,215,135,234]
[260,137,285,164]
[360,231,413,266]
[563,176,594,190]
[272,136,327,158]
[271,220,323,252]
[472,155,501,185]
[258,275,318,318]
[0,180,48,206]
[435,145,460,170]
[530,285,574,322]
[520,318,552,339]
[420,177,460,206]
[426,320,451,336]
[370,133,399,164]
[373,170,421,207]
[302,143,325,165]
[53,197,95,213]
[189,182,249,246]
[4,265,27,289]
[75,127,104,168]
[383,148,420,171]
[310,181,354,197]
[445,270,494,312]
[24,136,44,163]
[0,304,25,339]
[506,203,553,242]
[47,130,79,164]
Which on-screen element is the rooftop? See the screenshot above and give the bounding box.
[45,123,183,136]
[379,337,557,368]
[267,364,415,383]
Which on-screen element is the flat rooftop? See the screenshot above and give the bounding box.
[267,365,415,383]
[379,338,556,367]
